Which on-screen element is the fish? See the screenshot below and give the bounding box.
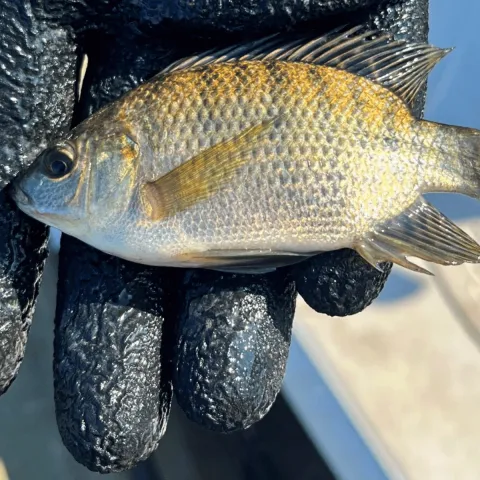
[10,26,480,275]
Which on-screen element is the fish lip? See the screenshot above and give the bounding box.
[10,181,32,207]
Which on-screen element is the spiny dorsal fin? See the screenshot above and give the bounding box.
[141,119,276,221]
[158,25,452,108]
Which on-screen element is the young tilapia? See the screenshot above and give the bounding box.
[11,26,480,274]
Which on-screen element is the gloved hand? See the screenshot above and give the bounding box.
[0,0,429,473]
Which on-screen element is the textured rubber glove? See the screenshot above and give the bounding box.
[0,0,428,473]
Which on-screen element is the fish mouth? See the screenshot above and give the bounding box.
[9,183,57,228]
[10,181,32,208]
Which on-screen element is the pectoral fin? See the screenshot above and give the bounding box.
[141,119,276,221]
[356,196,480,275]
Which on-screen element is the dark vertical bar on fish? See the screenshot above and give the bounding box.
[0,1,76,394]
[293,0,430,315]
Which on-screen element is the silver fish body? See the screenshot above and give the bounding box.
[12,27,480,274]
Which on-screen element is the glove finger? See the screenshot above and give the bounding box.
[294,250,392,317]
[293,0,429,316]
[51,33,180,473]
[0,195,47,394]
[0,3,76,394]
[54,235,173,473]
[102,0,383,33]
[174,269,296,432]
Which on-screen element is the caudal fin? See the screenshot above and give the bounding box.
[428,123,480,199]
[453,126,480,198]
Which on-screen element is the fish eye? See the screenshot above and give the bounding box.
[42,148,75,179]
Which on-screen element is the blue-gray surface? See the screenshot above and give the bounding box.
[283,1,480,478]
[283,339,392,480]
[424,1,480,223]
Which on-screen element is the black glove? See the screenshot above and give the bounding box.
[0,0,428,473]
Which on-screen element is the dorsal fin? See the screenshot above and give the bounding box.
[158,25,452,108]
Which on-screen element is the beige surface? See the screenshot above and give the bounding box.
[0,459,9,480]
[293,219,480,480]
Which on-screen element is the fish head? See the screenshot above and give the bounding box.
[11,124,140,239]
[11,138,88,236]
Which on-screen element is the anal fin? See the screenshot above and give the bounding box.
[357,238,434,275]
[356,196,480,275]
[211,266,278,274]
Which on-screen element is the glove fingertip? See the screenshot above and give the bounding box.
[293,250,392,317]
[174,270,295,432]
[54,236,173,473]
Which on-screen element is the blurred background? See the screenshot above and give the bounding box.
[2,1,480,478]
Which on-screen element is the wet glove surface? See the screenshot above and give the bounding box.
[0,1,76,394]
[0,0,429,473]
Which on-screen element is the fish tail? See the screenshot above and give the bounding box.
[424,122,480,199]
[453,126,480,199]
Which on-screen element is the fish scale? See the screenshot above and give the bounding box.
[12,27,480,274]
[109,61,418,250]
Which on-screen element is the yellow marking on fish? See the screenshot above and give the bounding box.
[319,65,414,135]
[68,138,91,208]
[97,151,109,163]
[118,133,139,180]
[173,250,209,264]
